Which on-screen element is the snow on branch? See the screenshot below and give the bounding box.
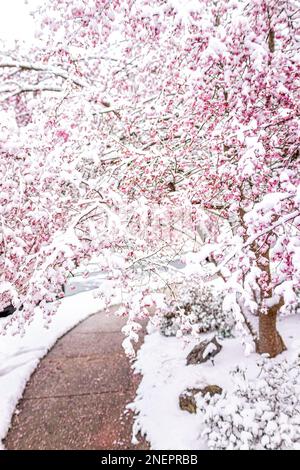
[0,61,86,88]
[212,210,300,276]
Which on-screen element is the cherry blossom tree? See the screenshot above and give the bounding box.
[1,0,299,357]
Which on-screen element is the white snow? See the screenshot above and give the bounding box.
[0,1,41,42]
[203,342,217,359]
[130,315,300,450]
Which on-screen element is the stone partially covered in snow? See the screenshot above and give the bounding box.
[200,385,223,397]
[186,336,222,365]
[179,388,200,414]
[179,385,223,414]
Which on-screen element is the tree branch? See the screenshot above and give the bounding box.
[212,209,299,275]
[0,61,86,87]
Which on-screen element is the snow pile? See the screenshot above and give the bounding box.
[131,315,300,450]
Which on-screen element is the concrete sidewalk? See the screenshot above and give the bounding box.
[5,308,148,450]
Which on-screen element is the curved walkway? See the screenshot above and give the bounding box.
[5,307,148,450]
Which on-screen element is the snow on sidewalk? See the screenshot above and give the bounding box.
[4,306,149,450]
[0,289,119,449]
[0,264,185,450]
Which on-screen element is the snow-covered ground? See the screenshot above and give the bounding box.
[131,314,300,450]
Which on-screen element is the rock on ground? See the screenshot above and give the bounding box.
[186,336,222,365]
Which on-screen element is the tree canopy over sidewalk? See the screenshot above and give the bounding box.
[0,0,299,356]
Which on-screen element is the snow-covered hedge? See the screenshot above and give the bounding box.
[281,289,300,316]
[160,278,233,338]
[201,359,300,450]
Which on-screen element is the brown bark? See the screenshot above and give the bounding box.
[257,304,286,358]
[255,248,286,357]
[237,206,286,357]
[268,29,275,53]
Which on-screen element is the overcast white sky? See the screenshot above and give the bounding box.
[0,0,41,41]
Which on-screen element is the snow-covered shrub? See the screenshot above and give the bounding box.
[160,278,233,338]
[201,359,300,450]
[281,289,300,316]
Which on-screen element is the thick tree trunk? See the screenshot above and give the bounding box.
[234,206,288,358]
[257,308,286,358]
